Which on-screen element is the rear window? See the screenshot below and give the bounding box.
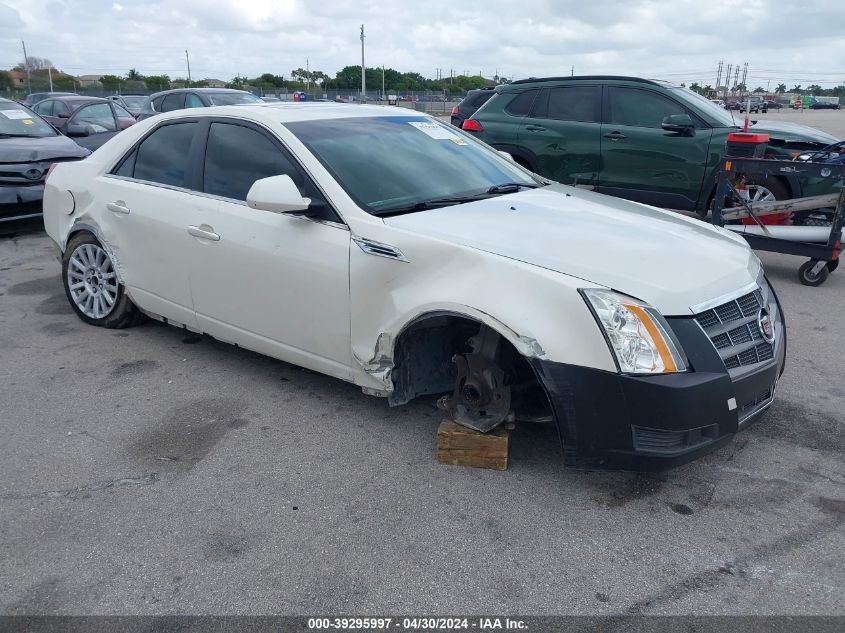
[470,92,494,107]
[504,90,539,116]
[205,92,263,106]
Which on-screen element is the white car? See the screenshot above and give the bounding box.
[42,103,785,469]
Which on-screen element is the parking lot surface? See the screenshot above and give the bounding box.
[1,112,844,616]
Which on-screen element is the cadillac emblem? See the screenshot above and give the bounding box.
[757,308,775,344]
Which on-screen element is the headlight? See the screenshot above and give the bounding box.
[580,289,688,374]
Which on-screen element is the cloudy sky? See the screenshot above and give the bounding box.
[1,0,844,88]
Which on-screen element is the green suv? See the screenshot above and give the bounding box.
[462,76,840,214]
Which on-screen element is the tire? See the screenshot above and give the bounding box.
[828,259,839,273]
[798,260,829,287]
[62,232,147,328]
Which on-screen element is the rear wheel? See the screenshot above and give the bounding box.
[62,232,146,328]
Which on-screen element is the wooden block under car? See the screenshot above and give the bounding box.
[436,419,511,470]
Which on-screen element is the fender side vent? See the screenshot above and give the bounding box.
[352,237,409,262]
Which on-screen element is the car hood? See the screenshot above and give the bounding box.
[750,119,840,144]
[0,134,90,162]
[385,185,761,316]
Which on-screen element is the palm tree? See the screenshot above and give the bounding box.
[775,83,786,94]
[791,85,802,93]
[126,68,142,81]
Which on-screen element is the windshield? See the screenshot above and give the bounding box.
[0,103,57,137]
[206,92,263,106]
[287,116,540,215]
[121,96,146,108]
[671,87,737,128]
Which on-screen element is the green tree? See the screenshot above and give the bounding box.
[791,85,802,93]
[126,68,143,81]
[0,70,11,90]
[806,84,822,94]
[775,83,786,94]
[100,74,122,90]
[688,82,701,94]
[752,86,765,93]
[143,75,171,90]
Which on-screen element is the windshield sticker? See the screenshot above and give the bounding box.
[22,119,33,125]
[0,109,34,120]
[409,121,466,142]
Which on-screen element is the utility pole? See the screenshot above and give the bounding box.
[185,49,192,86]
[306,58,310,90]
[715,60,723,94]
[741,61,748,96]
[360,24,366,101]
[21,41,31,94]
[48,65,53,92]
[382,65,385,99]
[734,65,740,94]
[725,63,732,97]
[571,65,574,77]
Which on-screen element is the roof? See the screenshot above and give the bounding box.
[148,87,253,98]
[42,95,108,103]
[151,102,424,124]
[505,75,676,88]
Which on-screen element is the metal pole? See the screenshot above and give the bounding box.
[48,66,53,92]
[360,24,365,101]
[382,65,385,100]
[185,49,192,85]
[21,41,31,94]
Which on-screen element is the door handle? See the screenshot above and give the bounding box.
[106,201,130,214]
[187,225,220,241]
[603,131,627,141]
[525,125,547,132]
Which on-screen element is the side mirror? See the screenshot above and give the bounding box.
[57,111,71,119]
[661,114,695,136]
[246,174,311,214]
[65,122,90,137]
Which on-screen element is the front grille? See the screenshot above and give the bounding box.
[694,288,775,372]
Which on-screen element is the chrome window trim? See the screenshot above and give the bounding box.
[105,114,347,227]
[102,174,348,231]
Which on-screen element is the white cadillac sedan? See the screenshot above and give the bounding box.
[43,103,785,469]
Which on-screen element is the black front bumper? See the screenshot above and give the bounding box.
[530,289,786,471]
[0,183,44,222]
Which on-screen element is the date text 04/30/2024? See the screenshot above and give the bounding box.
[306,617,529,630]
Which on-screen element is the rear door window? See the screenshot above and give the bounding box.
[160,93,186,113]
[504,90,539,116]
[185,93,204,108]
[471,92,494,107]
[33,101,54,116]
[546,86,601,122]
[131,122,198,187]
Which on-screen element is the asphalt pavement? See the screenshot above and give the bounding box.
[0,115,844,616]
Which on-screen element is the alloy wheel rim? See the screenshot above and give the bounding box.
[67,243,118,319]
[746,185,777,204]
